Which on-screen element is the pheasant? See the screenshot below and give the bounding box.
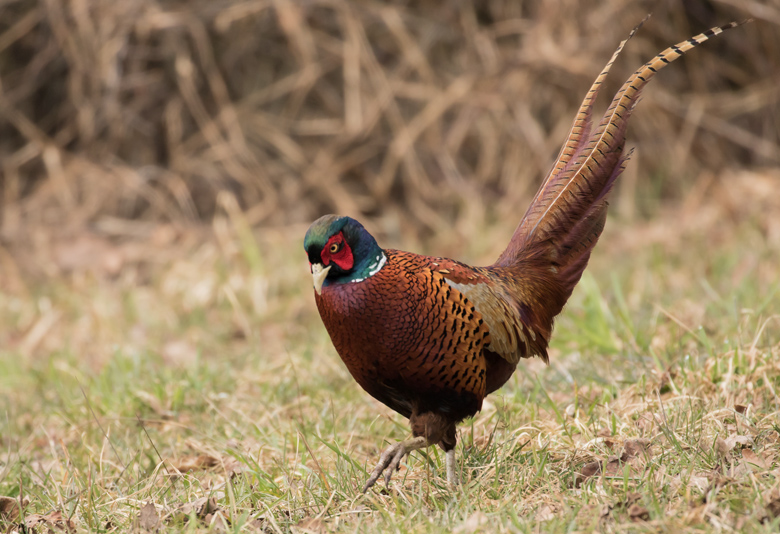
[304,19,747,491]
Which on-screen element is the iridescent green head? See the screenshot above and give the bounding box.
[303,215,385,294]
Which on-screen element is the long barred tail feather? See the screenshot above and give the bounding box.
[521,15,650,225]
[495,18,751,280]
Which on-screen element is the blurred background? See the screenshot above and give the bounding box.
[0,0,777,264]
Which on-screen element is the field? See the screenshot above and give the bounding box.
[1,0,780,532]
[2,170,779,532]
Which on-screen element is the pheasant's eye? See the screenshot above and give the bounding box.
[329,242,340,254]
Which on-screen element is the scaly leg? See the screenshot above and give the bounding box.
[362,436,428,492]
[445,448,459,487]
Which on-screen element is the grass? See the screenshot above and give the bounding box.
[1,169,780,532]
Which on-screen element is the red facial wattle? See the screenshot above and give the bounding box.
[320,231,354,271]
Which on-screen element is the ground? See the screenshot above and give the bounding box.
[1,168,779,533]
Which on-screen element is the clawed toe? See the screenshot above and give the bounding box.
[362,444,396,492]
[362,442,406,492]
[384,444,407,486]
[361,437,462,492]
[362,436,428,492]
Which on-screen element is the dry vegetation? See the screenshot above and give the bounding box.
[1,0,780,532]
[2,171,780,533]
[0,0,778,241]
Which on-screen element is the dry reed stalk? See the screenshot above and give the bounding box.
[0,0,776,245]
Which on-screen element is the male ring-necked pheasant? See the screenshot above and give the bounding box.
[304,19,747,491]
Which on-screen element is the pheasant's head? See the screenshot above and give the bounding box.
[303,215,385,295]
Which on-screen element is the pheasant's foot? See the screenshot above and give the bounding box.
[445,449,460,487]
[362,436,428,492]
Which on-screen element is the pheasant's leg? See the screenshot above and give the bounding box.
[445,448,459,487]
[362,436,428,492]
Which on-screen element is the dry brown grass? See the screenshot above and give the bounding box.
[0,0,778,250]
[0,168,779,532]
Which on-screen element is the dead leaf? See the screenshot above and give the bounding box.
[171,496,220,521]
[618,492,642,508]
[766,493,780,520]
[576,439,651,486]
[741,449,768,470]
[622,439,652,461]
[574,460,602,486]
[604,456,630,477]
[23,514,47,530]
[0,496,26,523]
[716,434,755,459]
[628,503,650,522]
[168,454,219,473]
[138,502,159,531]
[23,510,75,532]
[634,413,655,434]
[205,510,230,533]
[726,434,754,450]
[224,456,245,478]
[729,459,756,479]
[734,404,747,414]
[715,437,731,457]
[246,517,267,531]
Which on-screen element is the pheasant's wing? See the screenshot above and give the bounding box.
[397,268,490,400]
[425,257,551,364]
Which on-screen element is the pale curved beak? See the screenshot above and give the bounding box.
[311,263,331,295]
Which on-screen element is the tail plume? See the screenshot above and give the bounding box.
[495,18,751,289]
